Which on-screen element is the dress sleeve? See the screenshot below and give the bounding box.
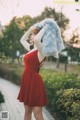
[20,27,33,51]
[33,26,46,56]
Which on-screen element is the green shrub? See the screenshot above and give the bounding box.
[56,89,80,120]
[0,91,5,103]
[0,63,23,85]
[40,69,80,120]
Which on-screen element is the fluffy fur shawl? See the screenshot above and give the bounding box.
[33,18,65,58]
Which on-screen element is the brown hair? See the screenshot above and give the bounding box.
[32,28,43,42]
[32,29,40,35]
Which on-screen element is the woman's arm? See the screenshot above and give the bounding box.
[33,26,46,55]
[20,27,33,51]
[33,26,47,61]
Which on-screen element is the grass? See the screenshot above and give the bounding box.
[67,64,80,75]
[43,61,80,76]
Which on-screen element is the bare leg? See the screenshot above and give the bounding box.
[24,105,33,120]
[33,107,44,120]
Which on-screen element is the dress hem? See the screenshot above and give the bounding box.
[17,99,48,107]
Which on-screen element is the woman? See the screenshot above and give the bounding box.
[17,26,48,120]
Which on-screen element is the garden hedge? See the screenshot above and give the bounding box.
[40,69,80,120]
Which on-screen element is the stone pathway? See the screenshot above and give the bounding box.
[0,78,54,120]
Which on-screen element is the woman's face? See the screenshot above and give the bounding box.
[29,33,35,44]
[29,29,40,44]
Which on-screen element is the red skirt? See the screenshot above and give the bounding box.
[17,69,48,107]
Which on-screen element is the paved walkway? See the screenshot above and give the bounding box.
[0,78,54,120]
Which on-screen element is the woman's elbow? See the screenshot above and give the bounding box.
[20,38,25,45]
[20,39,22,43]
[20,36,25,43]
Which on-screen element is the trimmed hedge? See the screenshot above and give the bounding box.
[40,69,80,120]
[56,89,80,120]
[0,63,23,85]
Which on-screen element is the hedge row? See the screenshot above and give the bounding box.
[0,63,23,85]
[40,69,80,120]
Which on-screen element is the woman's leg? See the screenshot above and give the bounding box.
[24,105,33,120]
[33,106,44,120]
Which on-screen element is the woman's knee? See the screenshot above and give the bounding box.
[24,105,32,115]
[33,107,43,120]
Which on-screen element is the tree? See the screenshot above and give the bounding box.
[33,7,69,31]
[0,17,24,62]
[65,28,80,62]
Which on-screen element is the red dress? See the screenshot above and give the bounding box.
[17,50,48,106]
